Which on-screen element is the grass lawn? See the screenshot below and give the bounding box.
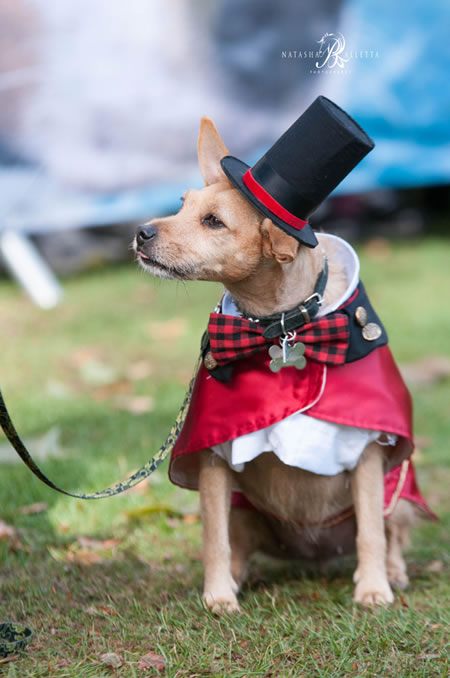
[0,237,449,677]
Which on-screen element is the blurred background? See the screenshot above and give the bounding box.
[0,3,449,666]
[0,0,449,304]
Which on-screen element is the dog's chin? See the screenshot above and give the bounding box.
[136,253,192,281]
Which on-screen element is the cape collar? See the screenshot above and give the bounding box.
[221,234,360,321]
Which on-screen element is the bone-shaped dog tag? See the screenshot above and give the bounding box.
[269,342,306,372]
[289,342,306,365]
[268,344,283,359]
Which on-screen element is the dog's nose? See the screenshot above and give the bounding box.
[136,225,157,247]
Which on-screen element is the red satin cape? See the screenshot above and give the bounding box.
[169,344,434,519]
[170,345,412,489]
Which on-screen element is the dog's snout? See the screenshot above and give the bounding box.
[136,225,157,247]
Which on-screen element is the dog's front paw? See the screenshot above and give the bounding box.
[202,590,240,615]
[353,577,394,606]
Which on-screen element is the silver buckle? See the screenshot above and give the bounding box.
[303,292,323,306]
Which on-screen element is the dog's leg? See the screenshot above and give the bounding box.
[229,507,277,588]
[198,450,240,614]
[385,498,415,590]
[351,443,394,605]
[229,508,253,589]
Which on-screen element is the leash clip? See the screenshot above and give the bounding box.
[280,330,297,363]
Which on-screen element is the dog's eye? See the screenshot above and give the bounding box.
[202,214,225,229]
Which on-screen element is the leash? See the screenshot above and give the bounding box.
[0,263,327,654]
[0,356,200,500]
[0,359,199,657]
[0,623,33,659]
[0,356,199,654]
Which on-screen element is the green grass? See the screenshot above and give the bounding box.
[0,238,449,677]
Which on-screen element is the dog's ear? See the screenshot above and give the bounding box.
[260,218,299,264]
[198,117,229,186]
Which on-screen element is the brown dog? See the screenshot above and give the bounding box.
[134,118,419,612]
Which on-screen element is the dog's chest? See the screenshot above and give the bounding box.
[233,454,357,560]
[234,453,353,525]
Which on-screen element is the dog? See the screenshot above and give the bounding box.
[134,115,432,613]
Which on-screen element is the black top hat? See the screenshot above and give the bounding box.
[221,96,374,248]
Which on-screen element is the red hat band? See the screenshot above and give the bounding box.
[242,169,309,232]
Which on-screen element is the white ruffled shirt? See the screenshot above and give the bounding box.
[212,234,395,477]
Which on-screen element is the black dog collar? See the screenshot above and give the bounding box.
[242,257,328,340]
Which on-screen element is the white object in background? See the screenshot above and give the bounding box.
[0,230,63,308]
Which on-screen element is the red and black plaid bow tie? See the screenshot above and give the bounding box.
[208,312,350,366]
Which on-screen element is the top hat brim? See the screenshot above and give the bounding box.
[220,155,318,248]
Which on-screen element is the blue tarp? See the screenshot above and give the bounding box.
[336,0,450,193]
